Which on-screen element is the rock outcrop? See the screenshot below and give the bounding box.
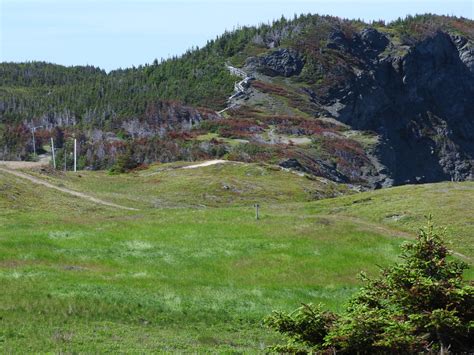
[245,48,304,77]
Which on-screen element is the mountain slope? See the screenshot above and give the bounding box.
[222,14,474,186]
[1,14,473,187]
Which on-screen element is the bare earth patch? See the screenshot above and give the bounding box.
[182,160,231,169]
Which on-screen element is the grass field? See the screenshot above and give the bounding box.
[0,162,472,352]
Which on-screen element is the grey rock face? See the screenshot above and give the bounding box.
[327,30,350,50]
[327,27,389,60]
[451,34,474,74]
[315,31,474,185]
[245,48,304,77]
[360,28,389,51]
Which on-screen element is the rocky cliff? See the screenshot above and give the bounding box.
[317,30,474,184]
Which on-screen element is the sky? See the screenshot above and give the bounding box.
[1,0,473,71]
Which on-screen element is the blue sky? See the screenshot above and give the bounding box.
[1,0,472,71]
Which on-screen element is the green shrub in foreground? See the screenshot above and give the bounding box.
[265,219,474,353]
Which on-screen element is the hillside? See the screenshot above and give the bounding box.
[1,14,474,187]
[0,162,472,351]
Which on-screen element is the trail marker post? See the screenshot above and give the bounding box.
[254,203,260,220]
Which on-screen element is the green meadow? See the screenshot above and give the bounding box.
[0,162,472,352]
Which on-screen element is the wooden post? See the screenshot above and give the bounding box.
[254,204,260,220]
[73,139,77,172]
[50,137,56,169]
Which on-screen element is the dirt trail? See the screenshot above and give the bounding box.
[322,214,472,263]
[0,161,46,170]
[323,214,413,239]
[0,167,138,211]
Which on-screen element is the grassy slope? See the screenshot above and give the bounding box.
[0,164,472,352]
[307,182,474,258]
[24,162,351,209]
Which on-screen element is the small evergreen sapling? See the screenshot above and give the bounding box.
[265,219,474,353]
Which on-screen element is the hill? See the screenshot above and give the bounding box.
[1,14,473,188]
[0,162,472,351]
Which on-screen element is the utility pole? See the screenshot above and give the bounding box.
[32,130,36,156]
[73,139,77,172]
[50,137,56,169]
